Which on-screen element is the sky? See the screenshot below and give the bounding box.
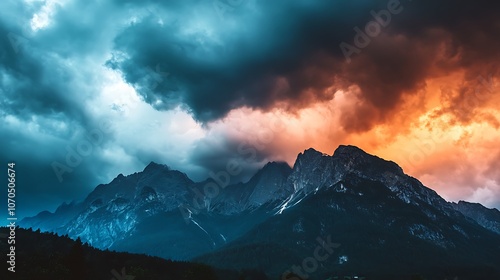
[1,0,499,220]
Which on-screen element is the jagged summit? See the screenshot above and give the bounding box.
[299,145,379,164]
[300,145,367,158]
[143,161,170,172]
[302,147,323,154]
[332,144,404,175]
[333,144,366,157]
[294,144,403,179]
[260,161,292,173]
[299,147,326,157]
[293,147,326,170]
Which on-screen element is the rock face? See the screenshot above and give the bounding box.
[284,145,452,212]
[206,161,293,214]
[451,200,500,234]
[24,162,196,249]
[21,145,500,278]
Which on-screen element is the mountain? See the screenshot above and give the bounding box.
[205,161,293,214]
[196,146,500,279]
[20,160,290,260]
[21,145,500,279]
[451,200,500,234]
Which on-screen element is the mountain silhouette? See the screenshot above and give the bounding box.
[21,145,500,279]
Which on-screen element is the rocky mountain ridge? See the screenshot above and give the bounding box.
[21,145,500,279]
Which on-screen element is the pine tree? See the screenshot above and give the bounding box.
[66,237,87,280]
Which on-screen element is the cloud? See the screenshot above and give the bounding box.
[104,1,377,122]
[106,0,500,132]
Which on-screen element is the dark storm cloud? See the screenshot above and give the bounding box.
[0,0,120,219]
[108,0,500,131]
[106,0,373,121]
[0,22,84,122]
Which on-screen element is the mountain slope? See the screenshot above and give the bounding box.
[193,146,500,279]
[451,200,500,234]
[196,175,500,279]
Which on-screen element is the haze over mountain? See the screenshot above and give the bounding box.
[21,145,500,279]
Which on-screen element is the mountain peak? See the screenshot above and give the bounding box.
[332,144,368,158]
[143,161,170,173]
[262,161,292,171]
[302,147,323,155]
[110,173,125,183]
[298,145,369,163]
[332,144,404,175]
[293,148,327,170]
[257,161,293,180]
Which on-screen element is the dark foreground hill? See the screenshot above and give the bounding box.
[0,227,268,280]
